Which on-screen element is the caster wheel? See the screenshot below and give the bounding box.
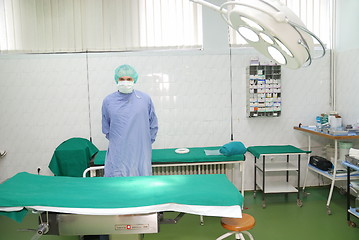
[348,221,357,228]
[253,192,256,199]
[297,199,303,207]
[326,207,332,215]
[339,187,346,195]
[302,191,310,197]
[262,201,266,208]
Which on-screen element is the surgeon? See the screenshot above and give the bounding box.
[102,64,158,177]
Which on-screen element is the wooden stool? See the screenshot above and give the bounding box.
[216,214,255,240]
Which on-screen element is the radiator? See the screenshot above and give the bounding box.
[152,163,228,176]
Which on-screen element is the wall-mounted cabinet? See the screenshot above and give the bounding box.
[247,64,281,117]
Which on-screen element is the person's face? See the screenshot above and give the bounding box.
[119,76,134,82]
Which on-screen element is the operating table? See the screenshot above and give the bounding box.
[0,172,243,239]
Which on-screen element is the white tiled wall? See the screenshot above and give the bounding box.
[230,49,332,147]
[336,48,359,126]
[229,49,333,189]
[0,54,91,180]
[87,52,232,151]
[335,0,359,129]
[0,49,335,190]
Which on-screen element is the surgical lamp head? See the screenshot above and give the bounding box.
[114,64,138,83]
[190,0,326,69]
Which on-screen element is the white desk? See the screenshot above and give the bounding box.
[294,126,359,214]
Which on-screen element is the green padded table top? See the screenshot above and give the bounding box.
[247,145,311,158]
[0,172,243,222]
[94,147,245,165]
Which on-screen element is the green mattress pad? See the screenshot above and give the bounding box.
[94,147,245,165]
[247,145,311,158]
[0,172,243,222]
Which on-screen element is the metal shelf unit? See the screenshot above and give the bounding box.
[254,155,301,208]
[248,145,310,209]
[342,160,359,227]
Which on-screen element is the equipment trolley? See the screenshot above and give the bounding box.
[294,126,359,214]
[247,145,310,208]
[342,158,359,227]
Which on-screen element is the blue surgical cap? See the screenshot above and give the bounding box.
[114,64,138,83]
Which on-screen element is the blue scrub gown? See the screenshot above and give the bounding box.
[102,90,158,177]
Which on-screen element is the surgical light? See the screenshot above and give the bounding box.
[190,0,326,69]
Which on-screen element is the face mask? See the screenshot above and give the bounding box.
[117,81,134,94]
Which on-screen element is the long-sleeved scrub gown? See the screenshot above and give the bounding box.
[102,90,158,177]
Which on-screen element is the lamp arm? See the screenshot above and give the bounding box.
[288,21,326,59]
[299,39,313,67]
[189,0,227,14]
[191,1,285,29]
[257,0,281,12]
[288,24,313,67]
[219,0,281,13]
[220,1,284,21]
[217,1,283,32]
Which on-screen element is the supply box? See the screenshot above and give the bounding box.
[246,64,281,117]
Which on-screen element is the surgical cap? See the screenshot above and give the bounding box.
[114,64,138,83]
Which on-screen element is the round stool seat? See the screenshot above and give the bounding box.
[221,214,256,232]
